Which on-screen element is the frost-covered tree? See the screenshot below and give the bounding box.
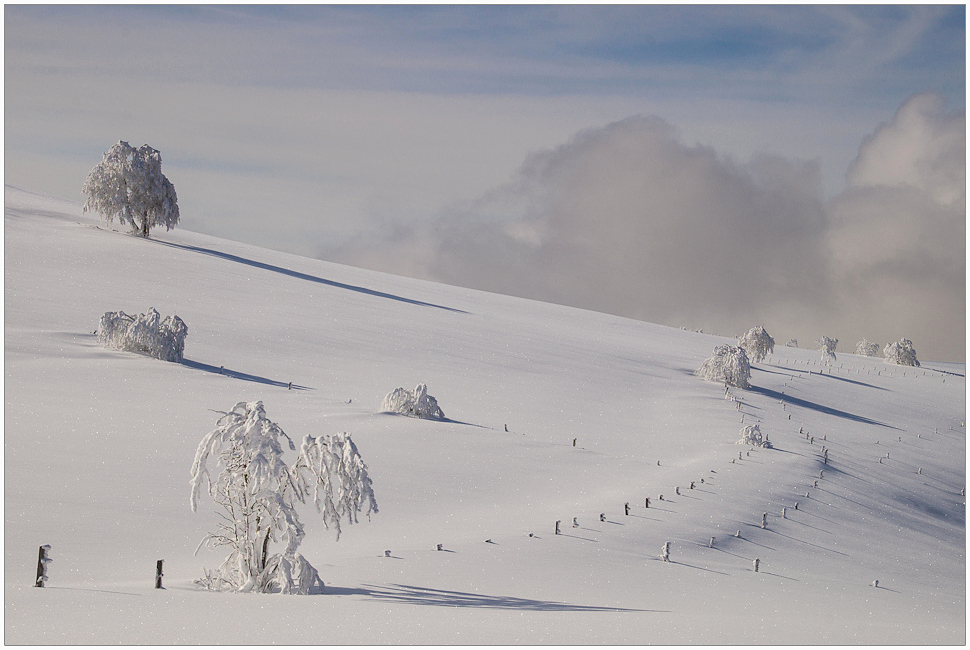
[884,338,920,367]
[817,336,838,365]
[737,424,771,448]
[380,383,445,420]
[856,339,881,357]
[738,326,775,363]
[785,339,798,347]
[696,345,751,389]
[190,401,377,594]
[82,141,179,237]
[98,308,187,362]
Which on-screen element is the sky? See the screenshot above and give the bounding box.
[4,5,966,361]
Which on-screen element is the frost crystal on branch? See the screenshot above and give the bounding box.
[98,308,187,362]
[190,401,377,594]
[380,383,446,419]
[884,339,920,366]
[696,345,751,389]
[856,339,881,357]
[738,326,774,363]
[817,336,838,365]
[82,141,179,237]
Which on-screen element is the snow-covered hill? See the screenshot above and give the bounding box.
[4,185,965,644]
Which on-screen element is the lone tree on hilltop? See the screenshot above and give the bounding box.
[884,338,920,367]
[190,401,377,594]
[82,141,179,237]
[738,326,774,363]
[696,345,751,389]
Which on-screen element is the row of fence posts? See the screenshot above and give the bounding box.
[34,545,165,589]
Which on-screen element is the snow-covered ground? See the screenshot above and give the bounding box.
[4,184,965,644]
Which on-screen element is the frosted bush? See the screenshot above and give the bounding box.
[380,383,445,420]
[785,339,798,347]
[696,345,751,389]
[190,401,377,595]
[817,336,838,365]
[856,339,881,357]
[737,424,771,448]
[884,339,920,367]
[98,307,187,362]
[738,326,774,363]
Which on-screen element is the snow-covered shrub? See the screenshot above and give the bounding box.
[82,141,179,237]
[380,383,445,420]
[785,339,798,347]
[856,339,881,357]
[738,326,774,363]
[817,336,838,365]
[98,308,187,362]
[737,424,771,448]
[190,401,377,594]
[884,339,920,367]
[696,345,751,389]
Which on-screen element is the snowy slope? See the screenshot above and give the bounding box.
[4,184,965,644]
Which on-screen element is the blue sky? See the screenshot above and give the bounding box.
[5,5,966,359]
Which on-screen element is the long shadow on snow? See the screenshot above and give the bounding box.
[152,240,468,314]
[327,584,659,612]
[182,359,311,391]
[748,385,899,430]
[802,370,888,391]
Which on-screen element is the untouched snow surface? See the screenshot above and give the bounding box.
[4,185,965,644]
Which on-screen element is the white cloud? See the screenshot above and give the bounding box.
[330,95,965,361]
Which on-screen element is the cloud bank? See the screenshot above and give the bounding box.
[328,94,965,361]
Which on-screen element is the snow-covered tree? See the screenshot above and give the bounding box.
[98,308,187,362]
[856,339,881,357]
[696,345,751,389]
[884,338,920,367]
[785,339,798,347]
[737,424,771,448]
[190,401,377,594]
[82,141,179,237]
[817,336,838,365]
[380,383,445,420]
[738,326,774,363]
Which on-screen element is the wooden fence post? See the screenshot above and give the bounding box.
[35,545,52,587]
[155,559,164,589]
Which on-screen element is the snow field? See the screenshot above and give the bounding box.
[4,185,965,644]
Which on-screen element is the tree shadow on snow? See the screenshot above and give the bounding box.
[182,359,311,390]
[749,386,899,430]
[153,240,468,314]
[326,584,661,612]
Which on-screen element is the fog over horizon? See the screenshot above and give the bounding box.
[326,93,965,362]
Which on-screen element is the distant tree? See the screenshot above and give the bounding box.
[98,308,187,362]
[884,339,920,367]
[856,339,881,357]
[696,345,751,389]
[380,383,445,420]
[817,336,838,365]
[738,326,774,363]
[82,141,179,237]
[190,401,377,594]
[785,339,798,347]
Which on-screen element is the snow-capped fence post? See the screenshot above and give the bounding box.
[555,520,561,535]
[155,559,164,589]
[645,497,650,508]
[761,512,767,529]
[709,536,715,548]
[662,542,670,562]
[34,545,52,587]
[624,502,630,515]
[753,558,760,572]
